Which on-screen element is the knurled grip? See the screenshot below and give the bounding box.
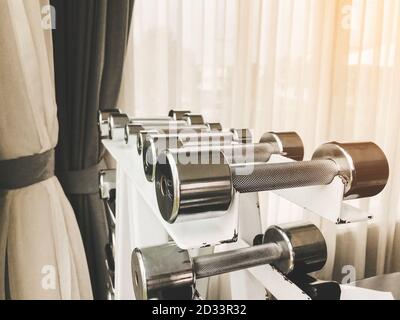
[193,243,283,279]
[232,159,339,193]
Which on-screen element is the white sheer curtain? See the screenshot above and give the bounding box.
[118,0,400,286]
[0,0,92,299]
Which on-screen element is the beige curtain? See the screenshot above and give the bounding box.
[0,0,92,299]
[119,0,400,287]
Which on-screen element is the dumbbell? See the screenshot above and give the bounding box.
[131,222,327,300]
[140,129,256,181]
[155,141,389,223]
[98,109,191,139]
[111,113,217,141]
[99,108,172,140]
[100,109,190,138]
[109,112,208,141]
[126,122,223,149]
[143,131,303,182]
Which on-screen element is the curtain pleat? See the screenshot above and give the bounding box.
[51,0,134,299]
[0,0,92,300]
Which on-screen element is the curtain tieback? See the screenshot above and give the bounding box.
[0,149,55,190]
[57,160,106,195]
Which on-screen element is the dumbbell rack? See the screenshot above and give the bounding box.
[103,134,388,300]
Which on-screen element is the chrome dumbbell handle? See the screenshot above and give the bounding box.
[157,131,302,163]
[130,119,189,126]
[150,131,302,185]
[99,109,178,139]
[112,117,187,141]
[127,123,217,136]
[193,242,283,279]
[232,159,339,193]
[177,142,277,165]
[139,128,236,152]
[105,109,188,125]
[128,122,224,148]
[142,130,255,182]
[108,111,203,141]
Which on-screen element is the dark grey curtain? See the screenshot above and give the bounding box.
[51,0,134,300]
